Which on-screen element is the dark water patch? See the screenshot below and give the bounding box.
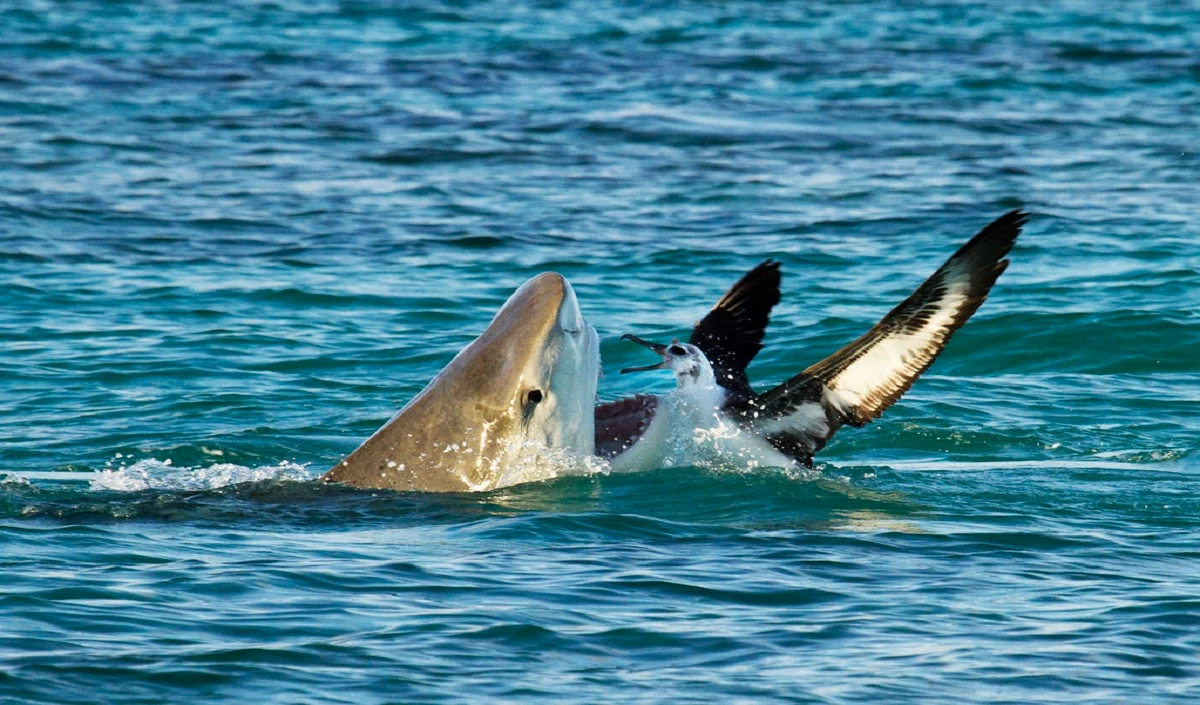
[185,217,296,232]
[596,577,844,608]
[239,286,398,308]
[361,145,539,166]
[0,250,53,264]
[442,234,512,249]
[1054,44,1192,64]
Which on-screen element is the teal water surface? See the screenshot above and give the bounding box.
[2,1,1199,703]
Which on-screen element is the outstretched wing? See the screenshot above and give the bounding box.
[745,210,1028,465]
[689,260,781,401]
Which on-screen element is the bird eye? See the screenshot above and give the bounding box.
[525,389,544,405]
[668,345,688,356]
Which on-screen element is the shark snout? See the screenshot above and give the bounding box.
[557,278,585,336]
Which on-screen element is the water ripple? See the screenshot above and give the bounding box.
[3,0,1199,702]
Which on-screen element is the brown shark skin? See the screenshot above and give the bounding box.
[324,273,570,492]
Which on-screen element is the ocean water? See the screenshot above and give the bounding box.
[2,0,1198,702]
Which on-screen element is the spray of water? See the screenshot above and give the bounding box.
[90,458,316,492]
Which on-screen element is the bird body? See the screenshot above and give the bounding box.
[604,339,797,471]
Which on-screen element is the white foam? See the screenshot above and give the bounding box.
[89,458,316,492]
[0,473,34,487]
[470,441,611,491]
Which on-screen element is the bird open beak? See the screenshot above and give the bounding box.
[619,334,669,374]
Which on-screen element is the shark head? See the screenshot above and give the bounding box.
[324,272,599,492]
[466,272,600,463]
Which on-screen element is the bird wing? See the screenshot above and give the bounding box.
[688,260,781,400]
[744,210,1028,464]
[594,395,658,460]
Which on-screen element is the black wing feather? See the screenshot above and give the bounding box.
[689,260,781,401]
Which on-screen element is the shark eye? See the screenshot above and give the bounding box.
[521,389,544,423]
[668,345,688,356]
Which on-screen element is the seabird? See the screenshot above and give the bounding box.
[594,209,1029,471]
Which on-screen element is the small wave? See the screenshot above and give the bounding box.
[89,459,316,492]
[0,473,34,488]
[881,458,1185,473]
[1090,448,1190,464]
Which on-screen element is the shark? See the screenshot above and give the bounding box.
[323,272,600,492]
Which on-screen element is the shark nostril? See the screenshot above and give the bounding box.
[668,345,687,356]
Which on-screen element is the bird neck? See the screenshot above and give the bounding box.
[669,366,724,417]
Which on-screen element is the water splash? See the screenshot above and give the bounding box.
[491,442,612,490]
[661,411,819,480]
[89,459,316,492]
[451,440,611,492]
